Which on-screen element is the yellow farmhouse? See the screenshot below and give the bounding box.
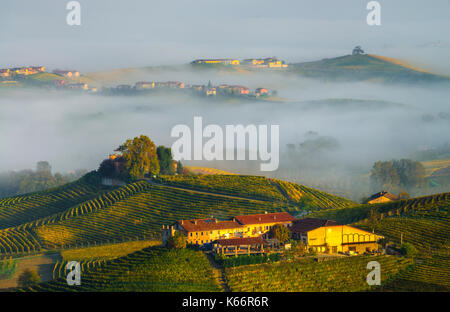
[291,218,384,254]
[162,212,295,246]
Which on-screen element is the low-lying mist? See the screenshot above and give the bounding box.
[1,69,449,200]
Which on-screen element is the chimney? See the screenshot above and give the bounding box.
[194,220,198,225]
[265,211,268,214]
[274,215,277,220]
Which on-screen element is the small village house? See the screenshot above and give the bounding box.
[0,69,10,77]
[53,69,80,77]
[67,83,88,90]
[255,88,268,96]
[191,59,240,65]
[364,191,400,204]
[135,81,155,90]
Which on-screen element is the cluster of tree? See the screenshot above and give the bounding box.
[98,135,183,180]
[0,161,86,198]
[370,159,426,194]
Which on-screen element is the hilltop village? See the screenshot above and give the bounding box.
[0,57,287,99]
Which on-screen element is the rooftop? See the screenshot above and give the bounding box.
[234,212,295,225]
[290,218,340,234]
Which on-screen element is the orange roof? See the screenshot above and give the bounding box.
[178,218,242,232]
[234,212,295,225]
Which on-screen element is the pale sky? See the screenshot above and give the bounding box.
[1,0,450,73]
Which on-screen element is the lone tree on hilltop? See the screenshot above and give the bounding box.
[116,135,160,179]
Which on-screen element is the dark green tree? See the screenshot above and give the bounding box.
[269,224,290,243]
[157,146,175,175]
[176,160,183,175]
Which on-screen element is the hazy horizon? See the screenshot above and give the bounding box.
[1,0,450,74]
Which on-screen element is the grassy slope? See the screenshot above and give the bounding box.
[289,54,450,83]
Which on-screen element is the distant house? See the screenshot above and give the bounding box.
[53,69,80,77]
[242,57,288,68]
[135,81,155,90]
[364,191,399,204]
[10,67,30,75]
[191,59,240,65]
[28,66,45,74]
[155,81,184,89]
[205,87,216,96]
[0,69,10,77]
[290,218,383,254]
[255,88,268,96]
[67,83,88,90]
[229,85,249,95]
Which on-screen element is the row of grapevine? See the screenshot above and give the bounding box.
[0,180,101,229]
[0,181,152,255]
[271,179,356,209]
[225,255,412,292]
[16,247,221,292]
[155,175,287,201]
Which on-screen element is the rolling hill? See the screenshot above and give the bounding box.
[0,173,356,256]
[0,172,448,292]
[289,54,450,83]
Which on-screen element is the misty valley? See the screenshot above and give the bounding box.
[1,56,449,202]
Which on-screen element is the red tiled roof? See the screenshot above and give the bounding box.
[216,236,264,246]
[290,218,339,234]
[234,212,295,225]
[178,218,242,232]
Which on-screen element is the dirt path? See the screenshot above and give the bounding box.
[205,253,230,292]
[0,253,61,290]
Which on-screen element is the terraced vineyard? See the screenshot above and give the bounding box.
[17,247,220,292]
[381,255,450,291]
[156,175,356,209]
[156,175,286,201]
[0,179,102,229]
[312,192,450,224]
[271,179,356,209]
[0,181,296,255]
[357,216,450,254]
[225,255,412,292]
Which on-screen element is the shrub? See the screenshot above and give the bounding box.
[400,243,418,258]
[18,269,40,287]
[167,231,187,249]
